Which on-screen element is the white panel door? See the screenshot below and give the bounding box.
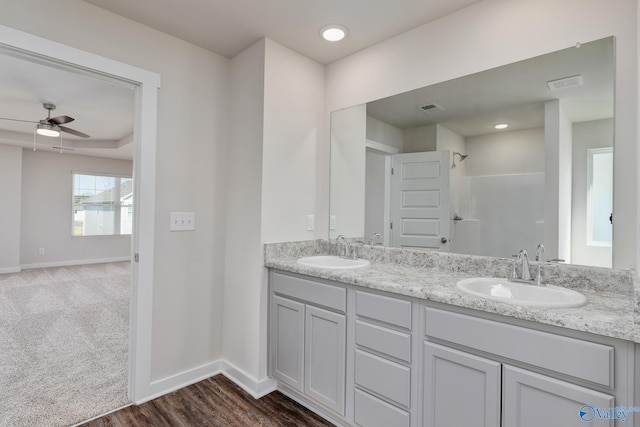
[391,151,450,250]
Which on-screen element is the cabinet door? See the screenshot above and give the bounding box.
[305,305,346,415]
[423,342,500,427]
[271,295,305,392]
[503,365,615,427]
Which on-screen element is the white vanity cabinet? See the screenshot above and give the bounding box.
[270,271,347,416]
[268,269,634,427]
[423,306,625,427]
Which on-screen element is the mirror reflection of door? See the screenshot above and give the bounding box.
[389,151,450,251]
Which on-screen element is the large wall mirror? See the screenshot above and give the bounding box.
[329,37,614,268]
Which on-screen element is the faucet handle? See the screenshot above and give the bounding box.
[350,244,359,260]
[509,258,518,281]
[535,264,545,286]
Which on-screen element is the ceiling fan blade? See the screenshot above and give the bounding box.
[59,125,90,138]
[49,115,74,125]
[0,117,38,124]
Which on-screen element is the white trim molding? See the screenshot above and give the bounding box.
[221,360,278,399]
[20,257,131,271]
[136,359,276,404]
[141,360,224,404]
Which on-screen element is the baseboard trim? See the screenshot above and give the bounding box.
[139,360,223,404]
[21,256,131,270]
[221,360,277,399]
[135,359,276,405]
[0,266,21,274]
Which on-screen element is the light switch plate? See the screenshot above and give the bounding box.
[170,212,195,231]
[330,215,336,230]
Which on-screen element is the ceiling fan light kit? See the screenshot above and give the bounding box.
[36,122,61,137]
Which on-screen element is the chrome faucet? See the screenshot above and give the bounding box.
[336,235,350,258]
[535,243,545,262]
[519,250,531,281]
[369,233,382,245]
[510,248,545,286]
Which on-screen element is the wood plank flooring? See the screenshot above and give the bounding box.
[81,375,335,427]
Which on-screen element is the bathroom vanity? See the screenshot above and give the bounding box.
[266,241,639,427]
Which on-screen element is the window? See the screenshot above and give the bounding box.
[586,147,613,246]
[72,172,133,237]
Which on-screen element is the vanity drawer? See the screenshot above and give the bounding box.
[354,388,410,427]
[424,307,614,387]
[356,320,411,363]
[271,271,346,312]
[356,291,411,330]
[355,349,411,407]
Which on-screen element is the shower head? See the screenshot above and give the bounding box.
[453,152,468,161]
[452,151,468,168]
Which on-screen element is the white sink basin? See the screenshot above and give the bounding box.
[296,256,370,270]
[456,277,587,308]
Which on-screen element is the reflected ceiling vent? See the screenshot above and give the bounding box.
[417,103,444,113]
[547,75,583,91]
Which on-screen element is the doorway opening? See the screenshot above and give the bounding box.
[0,24,160,424]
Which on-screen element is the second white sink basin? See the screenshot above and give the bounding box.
[456,277,587,308]
[297,256,370,270]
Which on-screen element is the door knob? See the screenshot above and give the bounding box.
[441,237,448,244]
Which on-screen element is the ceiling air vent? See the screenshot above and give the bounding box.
[418,103,444,113]
[547,75,583,91]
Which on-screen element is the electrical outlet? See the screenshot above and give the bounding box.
[38,248,45,255]
[330,215,336,230]
[306,215,314,231]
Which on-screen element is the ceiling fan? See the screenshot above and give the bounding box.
[0,103,90,138]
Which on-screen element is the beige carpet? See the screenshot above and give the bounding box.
[0,262,131,426]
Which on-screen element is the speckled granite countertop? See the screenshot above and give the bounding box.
[265,240,639,344]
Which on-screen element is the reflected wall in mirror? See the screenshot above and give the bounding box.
[329,37,614,268]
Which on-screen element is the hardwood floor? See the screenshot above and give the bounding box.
[81,375,335,427]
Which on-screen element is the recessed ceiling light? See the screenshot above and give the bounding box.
[494,123,509,130]
[321,25,348,42]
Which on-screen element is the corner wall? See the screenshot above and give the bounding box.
[223,38,326,393]
[223,38,267,392]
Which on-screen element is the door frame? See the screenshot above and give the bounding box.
[0,25,160,403]
[365,139,398,246]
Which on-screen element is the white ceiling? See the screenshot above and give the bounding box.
[82,0,482,65]
[0,52,135,159]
